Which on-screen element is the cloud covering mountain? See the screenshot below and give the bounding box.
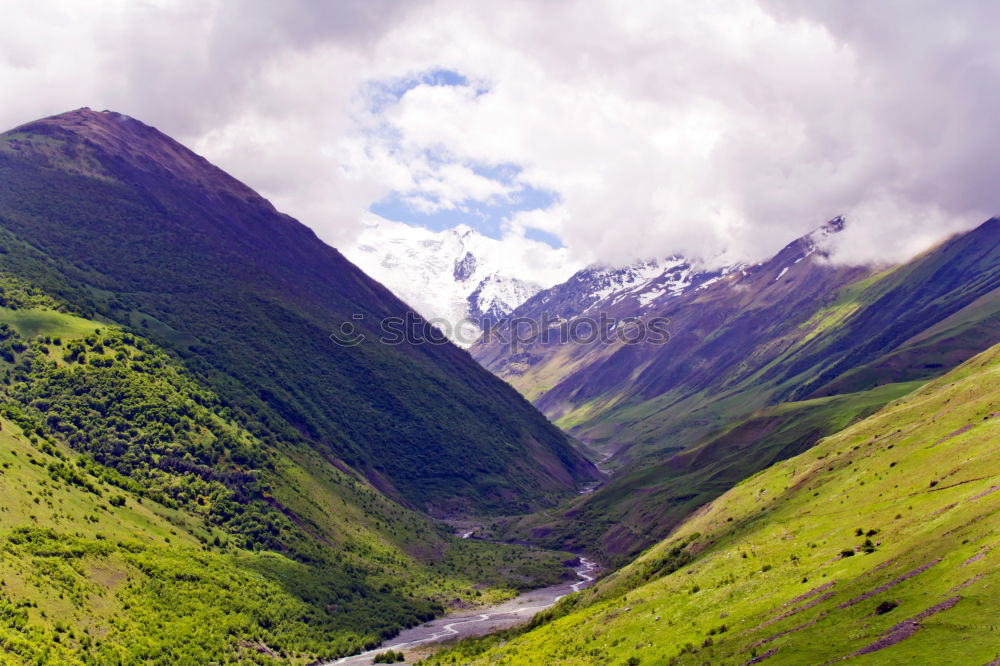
[2,0,997,267]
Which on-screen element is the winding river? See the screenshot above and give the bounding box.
[327,558,598,665]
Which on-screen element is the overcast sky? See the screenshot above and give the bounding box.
[1,0,997,269]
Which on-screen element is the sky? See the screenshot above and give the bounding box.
[0,0,997,270]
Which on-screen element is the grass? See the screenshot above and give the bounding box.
[0,422,347,664]
[426,341,1000,664]
[0,307,101,340]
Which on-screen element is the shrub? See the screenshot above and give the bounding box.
[875,600,899,615]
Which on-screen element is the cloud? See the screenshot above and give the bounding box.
[0,0,997,271]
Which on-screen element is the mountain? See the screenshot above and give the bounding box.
[473,217,867,449]
[0,108,598,661]
[474,254,733,396]
[475,217,1000,559]
[343,217,578,346]
[428,340,1000,665]
[0,108,597,516]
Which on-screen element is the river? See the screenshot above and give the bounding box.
[325,557,598,665]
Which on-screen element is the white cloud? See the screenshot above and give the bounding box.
[0,0,997,273]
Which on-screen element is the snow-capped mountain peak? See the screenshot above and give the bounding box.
[343,216,579,346]
[529,255,731,320]
[469,272,543,328]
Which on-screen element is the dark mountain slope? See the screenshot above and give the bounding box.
[812,283,1000,397]
[475,219,875,460]
[477,218,1000,466]
[783,217,1000,399]
[0,108,597,514]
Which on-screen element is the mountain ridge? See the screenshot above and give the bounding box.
[10,108,269,207]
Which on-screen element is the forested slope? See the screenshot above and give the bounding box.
[0,272,576,664]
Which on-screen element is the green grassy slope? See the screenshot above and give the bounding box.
[0,278,574,664]
[0,419,572,665]
[430,341,1000,665]
[0,307,99,340]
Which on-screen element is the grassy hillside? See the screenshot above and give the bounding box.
[429,341,1000,665]
[0,276,575,664]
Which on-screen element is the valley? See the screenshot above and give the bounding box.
[1,5,997,666]
[0,296,583,664]
[0,107,997,666]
